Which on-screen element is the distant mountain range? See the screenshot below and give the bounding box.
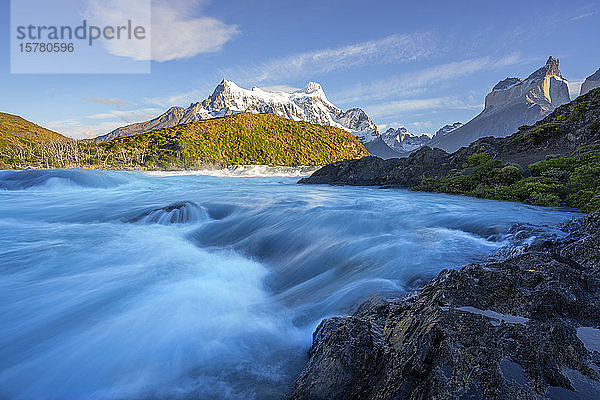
[9,57,600,166]
[428,56,572,153]
[94,58,598,160]
[381,127,431,156]
[379,122,464,156]
[300,87,600,212]
[93,80,400,157]
[380,59,600,156]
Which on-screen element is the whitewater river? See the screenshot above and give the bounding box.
[0,169,580,399]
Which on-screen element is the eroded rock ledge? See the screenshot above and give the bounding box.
[289,212,600,399]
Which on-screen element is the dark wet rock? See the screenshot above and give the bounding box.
[491,223,570,260]
[289,211,600,399]
[127,201,208,224]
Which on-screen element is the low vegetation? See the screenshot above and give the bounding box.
[511,122,562,144]
[415,145,600,212]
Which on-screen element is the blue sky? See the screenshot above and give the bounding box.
[1,0,599,138]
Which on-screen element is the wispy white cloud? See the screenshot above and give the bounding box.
[149,0,239,62]
[570,10,598,21]
[410,121,434,129]
[85,0,238,62]
[86,107,163,122]
[335,53,524,104]
[220,33,436,85]
[144,88,211,108]
[82,97,127,106]
[365,97,482,118]
[45,106,163,139]
[46,119,124,139]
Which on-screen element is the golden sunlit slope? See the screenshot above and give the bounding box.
[0,112,66,147]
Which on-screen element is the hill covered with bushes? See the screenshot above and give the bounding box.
[0,112,370,169]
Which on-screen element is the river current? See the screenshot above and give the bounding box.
[0,168,579,399]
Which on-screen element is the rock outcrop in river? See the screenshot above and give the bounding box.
[289,210,600,399]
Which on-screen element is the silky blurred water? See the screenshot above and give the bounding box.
[0,169,579,399]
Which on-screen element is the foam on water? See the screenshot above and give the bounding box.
[0,169,580,399]
[0,169,128,190]
[143,165,319,178]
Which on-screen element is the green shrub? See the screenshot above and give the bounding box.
[498,165,524,185]
[521,122,561,144]
[492,176,565,206]
[467,147,490,167]
[569,101,589,122]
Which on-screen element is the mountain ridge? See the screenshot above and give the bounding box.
[94,80,382,147]
[0,112,66,146]
[428,56,571,153]
[381,127,432,156]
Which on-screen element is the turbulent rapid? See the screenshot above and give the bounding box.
[0,169,579,400]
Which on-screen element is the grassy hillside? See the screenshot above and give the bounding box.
[102,113,370,168]
[0,112,370,169]
[0,112,65,146]
[0,112,69,169]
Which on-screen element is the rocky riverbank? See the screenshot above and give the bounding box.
[299,88,600,212]
[289,211,600,399]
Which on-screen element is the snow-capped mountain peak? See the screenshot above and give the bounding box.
[381,127,432,155]
[95,79,379,145]
[301,82,324,95]
[434,122,463,137]
[202,80,379,142]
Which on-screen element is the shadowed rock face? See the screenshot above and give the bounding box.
[363,137,404,159]
[298,147,452,187]
[289,211,600,400]
[581,69,600,97]
[428,56,571,153]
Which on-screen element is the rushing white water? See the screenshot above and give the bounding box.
[0,169,579,400]
[143,165,320,178]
